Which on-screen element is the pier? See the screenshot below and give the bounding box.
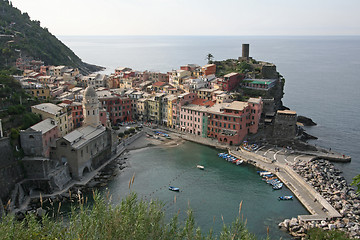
[229,148,342,221]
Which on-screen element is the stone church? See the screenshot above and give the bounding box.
[54,86,113,180]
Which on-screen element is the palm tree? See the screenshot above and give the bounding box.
[206,53,214,64]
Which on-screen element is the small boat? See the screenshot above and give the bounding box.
[259,171,272,177]
[273,183,283,190]
[279,196,293,200]
[197,165,205,170]
[236,160,243,165]
[169,186,180,192]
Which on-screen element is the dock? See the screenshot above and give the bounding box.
[229,149,342,221]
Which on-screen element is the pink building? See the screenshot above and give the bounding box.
[172,92,197,128]
[207,98,262,145]
[179,98,215,136]
[20,118,60,158]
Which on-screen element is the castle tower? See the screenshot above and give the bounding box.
[242,44,250,59]
[82,86,101,127]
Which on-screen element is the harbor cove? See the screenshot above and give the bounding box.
[101,141,309,239]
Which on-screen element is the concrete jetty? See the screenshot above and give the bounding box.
[229,149,341,221]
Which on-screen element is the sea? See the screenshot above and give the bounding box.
[58,35,360,239]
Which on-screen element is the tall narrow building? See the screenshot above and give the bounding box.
[82,86,101,127]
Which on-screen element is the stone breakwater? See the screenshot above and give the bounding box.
[279,159,360,239]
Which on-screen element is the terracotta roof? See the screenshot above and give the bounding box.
[191,98,215,107]
[153,81,166,87]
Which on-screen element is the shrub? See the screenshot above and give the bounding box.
[124,130,130,135]
[0,192,256,240]
[118,132,125,138]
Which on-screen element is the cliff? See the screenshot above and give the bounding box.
[0,1,103,74]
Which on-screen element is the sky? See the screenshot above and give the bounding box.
[9,0,360,36]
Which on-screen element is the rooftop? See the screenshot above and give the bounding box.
[277,110,297,115]
[32,103,63,115]
[63,125,106,149]
[29,118,57,134]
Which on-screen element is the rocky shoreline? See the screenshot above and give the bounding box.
[279,159,360,239]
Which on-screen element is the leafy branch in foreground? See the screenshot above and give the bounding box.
[0,192,256,240]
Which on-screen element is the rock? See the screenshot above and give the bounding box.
[328,224,336,230]
[290,225,301,232]
[320,220,328,227]
[289,217,299,227]
[282,219,290,229]
[36,207,46,218]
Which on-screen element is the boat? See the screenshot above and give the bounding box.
[197,165,205,170]
[259,171,272,177]
[169,186,180,192]
[279,196,293,200]
[236,160,243,165]
[273,183,283,190]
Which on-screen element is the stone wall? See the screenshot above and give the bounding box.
[273,111,297,139]
[0,138,24,202]
[20,130,43,156]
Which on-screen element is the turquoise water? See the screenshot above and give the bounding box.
[102,142,308,239]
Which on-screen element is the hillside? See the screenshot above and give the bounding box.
[0,0,102,74]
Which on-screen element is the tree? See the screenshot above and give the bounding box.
[206,53,214,64]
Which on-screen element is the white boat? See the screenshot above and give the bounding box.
[197,165,205,170]
[259,171,272,177]
[236,160,243,165]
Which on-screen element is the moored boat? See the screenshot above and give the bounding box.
[279,196,293,200]
[169,186,180,192]
[197,165,205,170]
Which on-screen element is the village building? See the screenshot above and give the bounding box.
[96,89,132,125]
[242,79,277,90]
[31,103,70,137]
[54,86,113,180]
[217,72,242,92]
[179,98,215,137]
[19,118,71,192]
[206,98,262,145]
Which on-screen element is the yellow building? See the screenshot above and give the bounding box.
[166,95,177,127]
[147,93,165,123]
[26,87,51,100]
[31,103,69,137]
[136,98,148,121]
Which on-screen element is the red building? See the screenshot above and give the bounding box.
[97,92,132,125]
[217,72,242,91]
[207,98,262,145]
[202,64,216,76]
[63,100,83,129]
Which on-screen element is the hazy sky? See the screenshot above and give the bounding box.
[10,0,360,36]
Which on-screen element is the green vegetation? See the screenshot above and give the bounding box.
[214,59,253,77]
[206,53,214,64]
[352,174,360,194]
[0,0,101,73]
[306,227,351,240]
[0,192,256,240]
[0,71,41,136]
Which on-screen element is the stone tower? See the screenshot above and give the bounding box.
[242,44,250,59]
[82,86,101,127]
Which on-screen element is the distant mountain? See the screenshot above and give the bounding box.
[0,0,103,74]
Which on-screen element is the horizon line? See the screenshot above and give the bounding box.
[57,34,360,38]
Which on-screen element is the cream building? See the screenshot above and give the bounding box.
[31,103,69,136]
